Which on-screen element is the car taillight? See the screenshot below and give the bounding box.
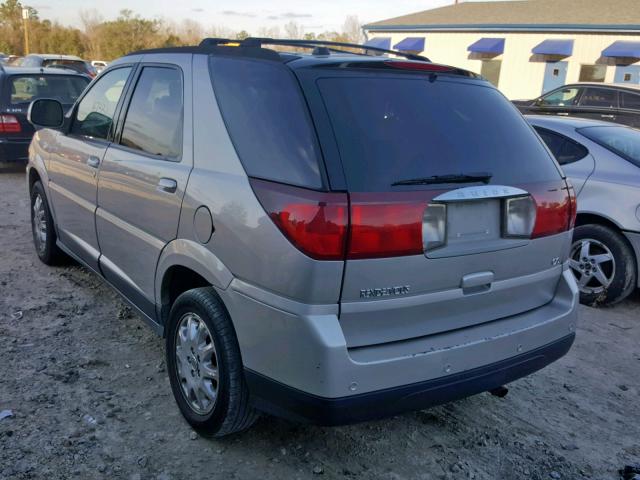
[0,114,21,133]
[531,184,573,238]
[250,179,348,260]
[348,193,429,259]
[567,183,577,229]
[503,196,537,238]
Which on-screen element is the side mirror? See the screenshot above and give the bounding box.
[28,99,64,128]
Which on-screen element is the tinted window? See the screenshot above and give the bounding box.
[317,76,560,192]
[578,64,606,82]
[534,127,589,165]
[8,75,88,105]
[540,87,580,107]
[579,125,640,168]
[71,67,131,140]
[42,59,87,73]
[579,88,617,108]
[120,67,183,159]
[210,57,322,189]
[620,91,640,110]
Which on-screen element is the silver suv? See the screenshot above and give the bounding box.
[26,38,579,437]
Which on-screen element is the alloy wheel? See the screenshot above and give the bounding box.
[32,194,47,255]
[175,313,219,415]
[569,238,615,294]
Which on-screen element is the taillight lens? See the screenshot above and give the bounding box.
[504,196,536,238]
[531,184,573,238]
[250,179,348,260]
[567,183,577,229]
[423,203,447,251]
[348,194,428,259]
[0,114,21,133]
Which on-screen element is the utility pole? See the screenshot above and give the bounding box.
[22,7,31,55]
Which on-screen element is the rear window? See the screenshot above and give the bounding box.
[9,74,88,105]
[209,56,323,189]
[317,76,560,191]
[42,59,86,72]
[578,125,640,168]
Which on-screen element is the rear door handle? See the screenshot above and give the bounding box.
[601,114,616,119]
[86,156,100,168]
[157,177,178,194]
[557,112,569,116]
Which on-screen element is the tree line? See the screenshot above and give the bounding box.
[0,0,363,60]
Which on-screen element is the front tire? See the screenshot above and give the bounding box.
[569,224,636,306]
[30,180,66,265]
[166,287,258,437]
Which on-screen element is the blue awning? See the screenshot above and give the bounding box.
[532,39,574,56]
[602,41,640,58]
[365,37,391,50]
[467,37,505,54]
[393,37,425,52]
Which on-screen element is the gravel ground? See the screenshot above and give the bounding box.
[1,169,638,480]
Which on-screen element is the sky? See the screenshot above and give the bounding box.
[29,0,466,34]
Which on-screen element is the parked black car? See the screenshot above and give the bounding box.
[17,54,97,78]
[0,66,90,163]
[513,83,640,128]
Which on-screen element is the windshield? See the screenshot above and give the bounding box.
[316,75,560,192]
[578,125,640,168]
[8,74,89,105]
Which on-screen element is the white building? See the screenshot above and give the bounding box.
[363,0,640,99]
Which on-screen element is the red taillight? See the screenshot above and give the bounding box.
[567,183,577,229]
[348,193,428,259]
[530,183,573,238]
[250,179,348,260]
[0,114,21,133]
[384,61,454,72]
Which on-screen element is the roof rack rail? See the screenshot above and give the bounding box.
[199,37,431,62]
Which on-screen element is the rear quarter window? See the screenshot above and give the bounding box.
[209,56,323,189]
[317,75,561,191]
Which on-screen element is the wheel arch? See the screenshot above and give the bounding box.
[156,239,234,330]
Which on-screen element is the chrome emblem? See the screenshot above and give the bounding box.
[434,185,528,202]
[360,285,410,299]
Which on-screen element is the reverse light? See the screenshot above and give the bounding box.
[0,115,21,133]
[503,196,536,238]
[423,203,447,251]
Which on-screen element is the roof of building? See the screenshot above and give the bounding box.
[365,0,640,32]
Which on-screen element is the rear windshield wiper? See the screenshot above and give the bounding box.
[391,172,493,186]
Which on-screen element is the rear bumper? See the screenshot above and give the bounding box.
[219,268,578,424]
[245,333,575,425]
[0,138,30,163]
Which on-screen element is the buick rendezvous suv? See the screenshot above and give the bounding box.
[26,38,579,437]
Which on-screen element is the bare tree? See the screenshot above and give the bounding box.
[342,15,362,44]
[283,20,303,39]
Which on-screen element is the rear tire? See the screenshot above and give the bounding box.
[30,180,66,265]
[569,224,636,306]
[166,287,259,437]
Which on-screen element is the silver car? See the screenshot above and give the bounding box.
[528,115,640,305]
[25,38,578,437]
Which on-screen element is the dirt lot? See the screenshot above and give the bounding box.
[0,169,638,480]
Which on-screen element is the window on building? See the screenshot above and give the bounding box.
[579,87,617,108]
[620,91,640,110]
[534,127,589,165]
[578,64,606,82]
[624,73,632,82]
[480,60,501,87]
[539,87,580,107]
[120,67,183,159]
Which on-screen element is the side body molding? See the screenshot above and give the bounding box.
[155,238,234,324]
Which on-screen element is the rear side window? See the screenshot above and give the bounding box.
[8,75,88,105]
[317,76,560,191]
[540,87,580,107]
[620,91,640,110]
[579,88,617,108]
[534,127,589,165]
[210,56,322,189]
[120,66,183,159]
